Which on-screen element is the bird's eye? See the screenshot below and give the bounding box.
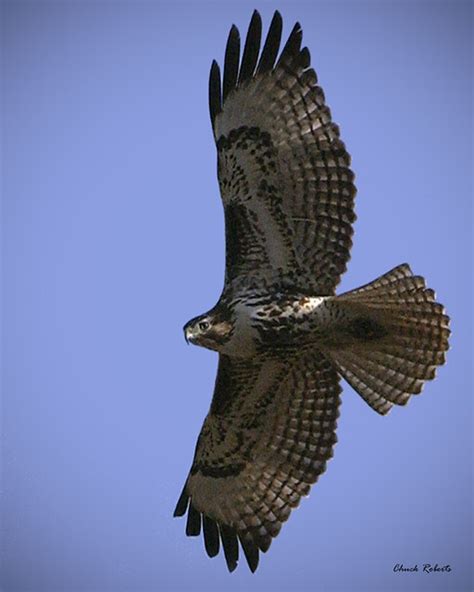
[198,321,210,332]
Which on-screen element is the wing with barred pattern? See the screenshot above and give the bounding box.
[210,11,356,293]
[174,352,341,572]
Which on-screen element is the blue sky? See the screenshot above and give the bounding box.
[2,1,472,591]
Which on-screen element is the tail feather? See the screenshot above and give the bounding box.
[333,359,396,414]
[345,278,426,301]
[326,264,450,415]
[387,327,450,352]
[362,290,437,303]
[364,350,437,380]
[359,301,445,315]
[345,263,413,294]
[335,350,414,404]
[377,343,447,366]
[349,351,425,394]
[344,264,426,298]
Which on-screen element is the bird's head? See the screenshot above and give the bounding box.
[183,308,233,351]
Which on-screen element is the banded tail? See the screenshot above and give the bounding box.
[326,264,450,415]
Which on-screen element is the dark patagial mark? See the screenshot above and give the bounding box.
[191,462,245,478]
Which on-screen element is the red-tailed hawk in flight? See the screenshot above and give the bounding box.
[174,10,450,573]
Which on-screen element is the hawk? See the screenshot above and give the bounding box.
[174,10,450,573]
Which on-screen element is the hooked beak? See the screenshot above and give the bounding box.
[184,326,194,345]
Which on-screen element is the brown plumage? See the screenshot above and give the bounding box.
[174,11,450,573]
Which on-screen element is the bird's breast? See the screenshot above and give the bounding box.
[221,294,338,355]
[250,295,332,348]
[219,299,261,357]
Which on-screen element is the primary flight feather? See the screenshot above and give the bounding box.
[174,10,450,573]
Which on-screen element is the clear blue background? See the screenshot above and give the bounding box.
[2,1,472,590]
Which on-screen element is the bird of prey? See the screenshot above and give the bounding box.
[174,10,450,573]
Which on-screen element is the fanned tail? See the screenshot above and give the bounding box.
[327,264,450,415]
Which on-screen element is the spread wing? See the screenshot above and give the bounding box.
[174,352,341,572]
[211,11,357,295]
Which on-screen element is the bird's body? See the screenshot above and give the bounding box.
[189,291,381,357]
[174,10,450,573]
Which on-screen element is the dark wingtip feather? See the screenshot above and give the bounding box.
[185,503,201,537]
[277,21,303,67]
[250,9,260,22]
[300,46,311,69]
[209,60,222,128]
[258,533,272,553]
[222,24,240,101]
[220,523,239,573]
[203,516,220,558]
[238,10,262,84]
[301,67,317,87]
[239,533,259,573]
[256,10,283,75]
[173,483,189,517]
